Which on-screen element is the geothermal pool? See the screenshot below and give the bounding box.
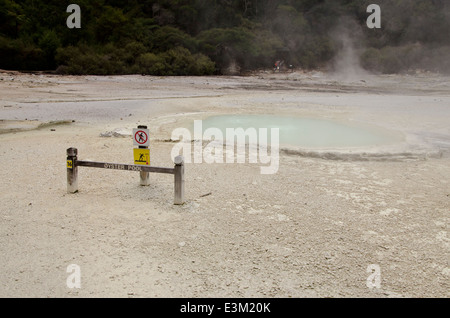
[200,114,402,149]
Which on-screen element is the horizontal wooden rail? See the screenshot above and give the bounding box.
[76,160,175,174]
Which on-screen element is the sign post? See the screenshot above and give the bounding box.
[133,125,150,186]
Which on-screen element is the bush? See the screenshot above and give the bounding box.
[197,27,264,72]
[38,30,61,69]
[136,52,168,75]
[360,47,383,73]
[360,43,450,74]
[191,53,216,75]
[136,47,215,76]
[0,36,45,70]
[56,45,125,75]
[150,26,197,52]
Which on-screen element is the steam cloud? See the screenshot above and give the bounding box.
[329,16,369,80]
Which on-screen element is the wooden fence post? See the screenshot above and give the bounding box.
[67,147,78,193]
[174,155,185,205]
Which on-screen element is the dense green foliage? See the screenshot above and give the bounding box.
[1,0,449,75]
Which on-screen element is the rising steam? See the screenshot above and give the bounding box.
[329,17,369,81]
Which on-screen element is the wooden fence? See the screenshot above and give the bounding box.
[66,147,185,205]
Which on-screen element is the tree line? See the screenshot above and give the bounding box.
[1,0,449,75]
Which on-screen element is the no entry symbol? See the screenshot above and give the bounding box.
[135,131,148,144]
[133,128,150,147]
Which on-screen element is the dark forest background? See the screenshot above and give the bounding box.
[1,0,449,75]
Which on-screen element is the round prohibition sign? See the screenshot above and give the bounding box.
[135,130,148,145]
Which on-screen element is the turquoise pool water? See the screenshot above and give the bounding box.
[200,114,399,148]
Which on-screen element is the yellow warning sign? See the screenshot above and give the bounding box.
[67,160,73,169]
[134,148,150,165]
